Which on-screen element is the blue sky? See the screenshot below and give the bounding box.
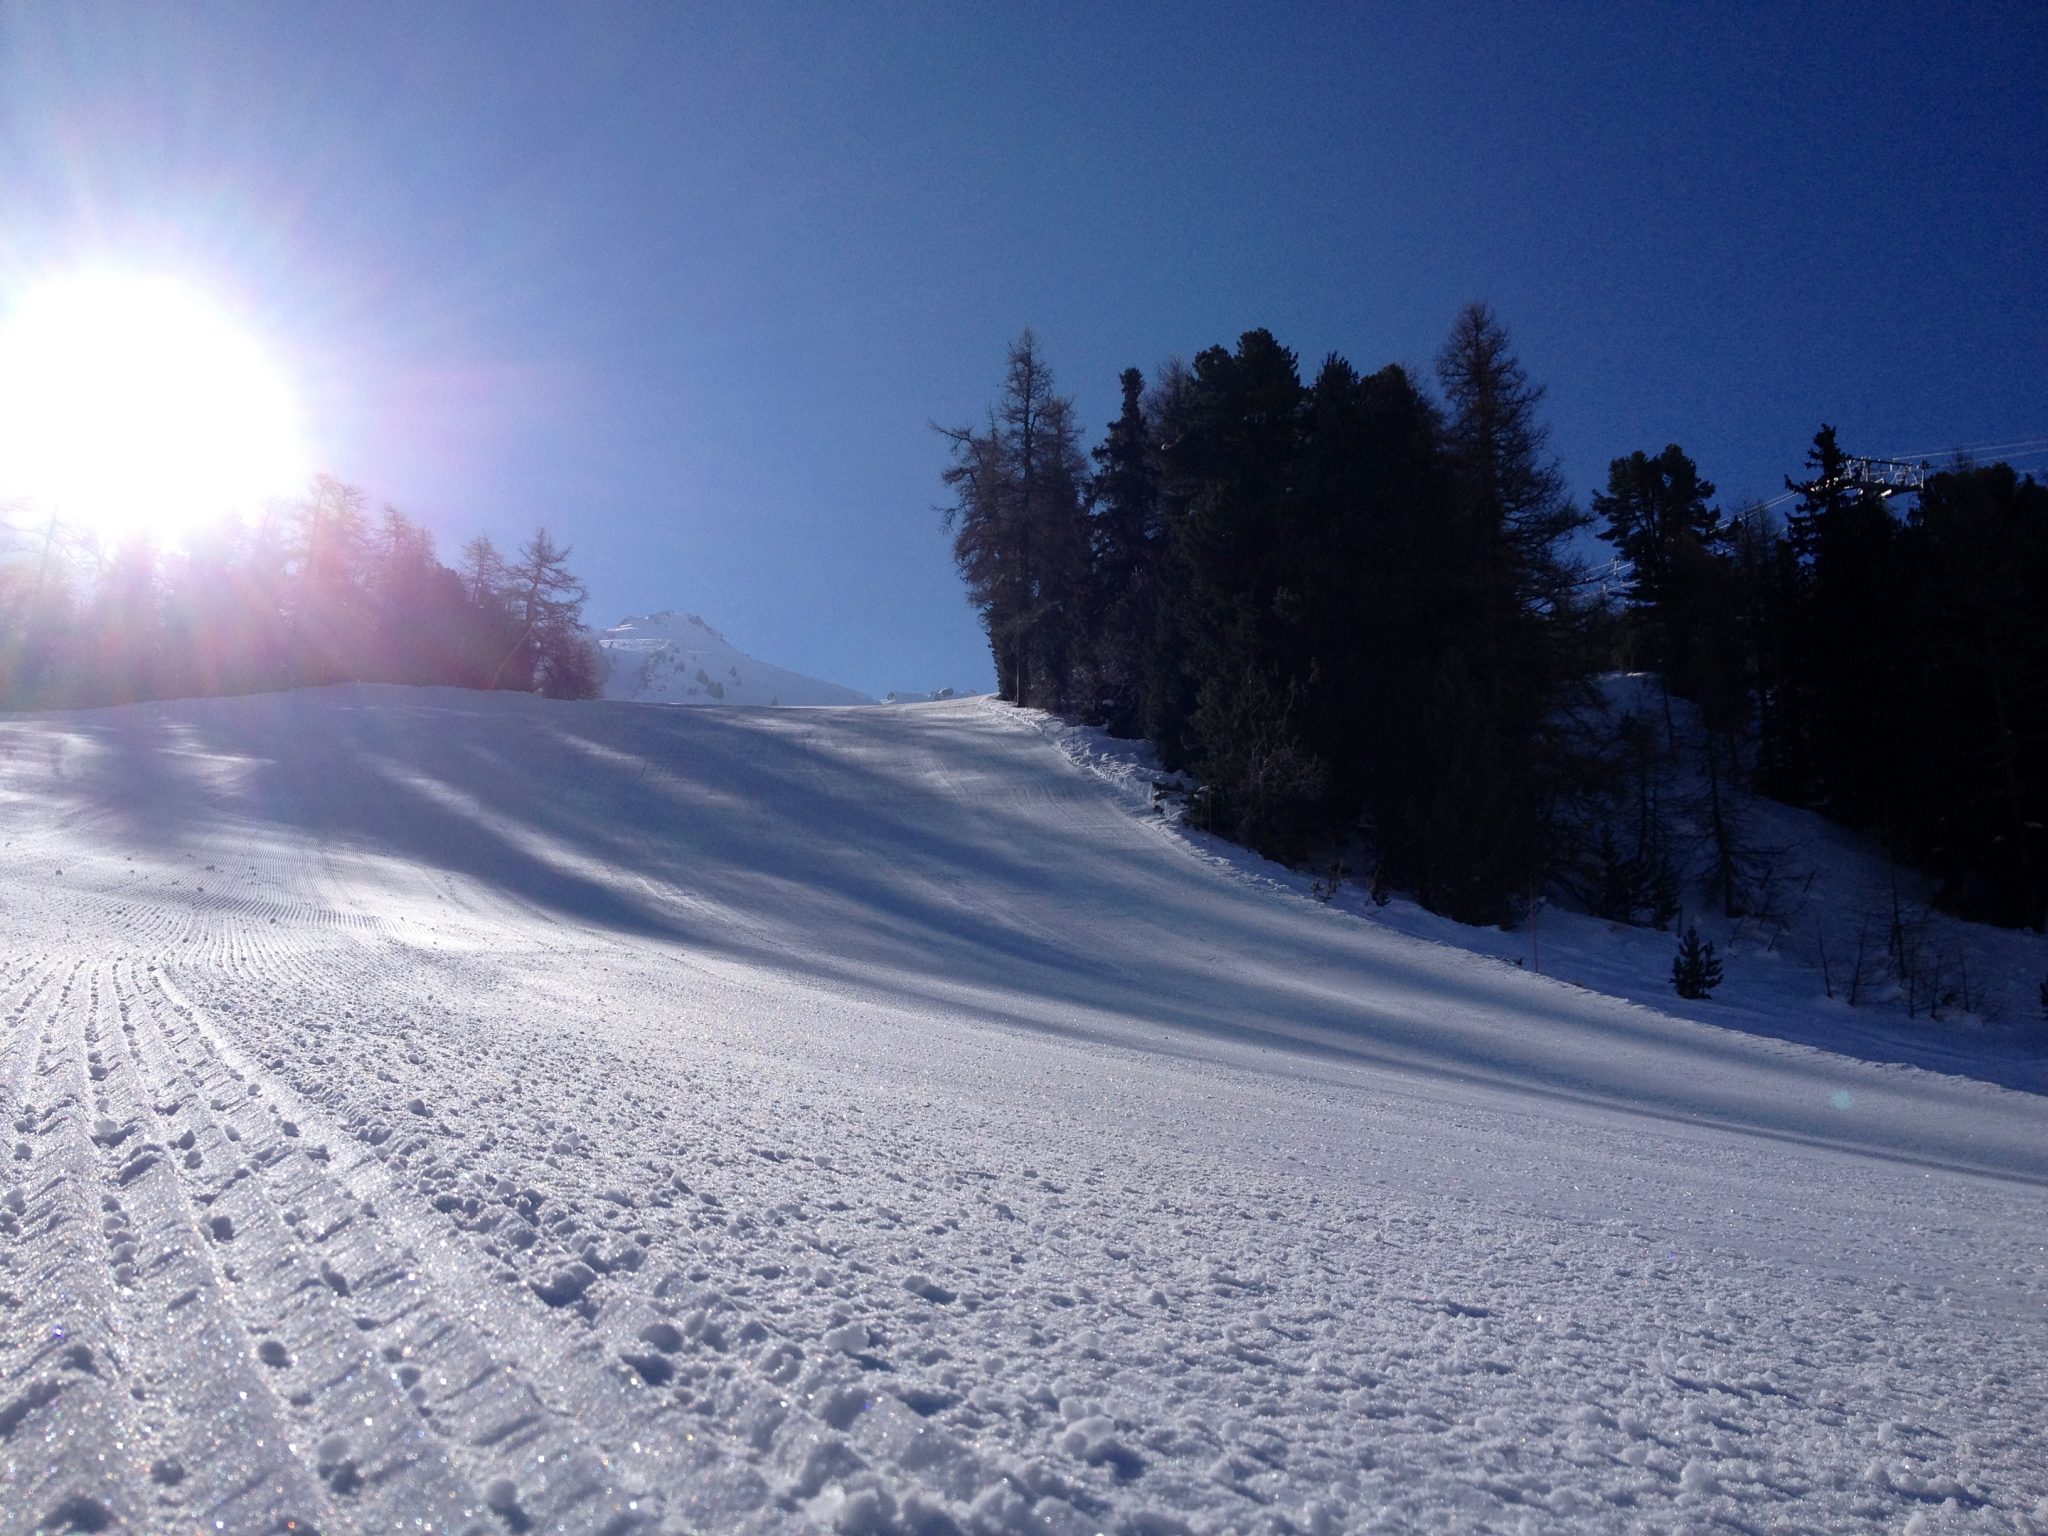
[3,2,2043,696]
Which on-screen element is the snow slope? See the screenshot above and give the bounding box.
[1,686,2044,1535]
[1035,688,2048,1094]
[599,612,875,706]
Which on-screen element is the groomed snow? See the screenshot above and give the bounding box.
[1,686,2043,1535]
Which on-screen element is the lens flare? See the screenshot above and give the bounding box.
[0,270,311,542]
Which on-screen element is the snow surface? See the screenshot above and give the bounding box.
[600,612,876,707]
[1,685,2044,1535]
[1036,680,2048,1095]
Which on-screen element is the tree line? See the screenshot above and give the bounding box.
[939,309,2048,934]
[0,475,602,711]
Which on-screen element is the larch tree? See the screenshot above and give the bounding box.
[1431,302,1595,923]
[291,475,372,686]
[504,528,599,698]
[937,331,1090,710]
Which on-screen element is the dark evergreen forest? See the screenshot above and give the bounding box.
[0,475,601,711]
[938,308,2048,935]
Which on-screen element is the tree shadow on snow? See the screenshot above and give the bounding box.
[26,684,2047,1190]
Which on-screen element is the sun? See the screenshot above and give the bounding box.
[0,270,311,543]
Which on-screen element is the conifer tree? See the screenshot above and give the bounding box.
[459,535,507,606]
[1431,303,1595,921]
[292,475,372,686]
[366,508,464,684]
[1333,363,1459,897]
[0,505,82,706]
[454,535,518,688]
[937,331,1090,710]
[1436,303,1587,618]
[1141,354,1206,767]
[1154,330,1326,854]
[1592,444,1726,694]
[93,535,165,704]
[503,528,599,698]
[0,474,605,710]
[1890,464,2048,927]
[1781,426,1902,827]
[1082,367,1162,734]
[1671,923,1723,999]
[1783,425,1853,564]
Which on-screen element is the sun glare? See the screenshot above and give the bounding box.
[0,271,311,543]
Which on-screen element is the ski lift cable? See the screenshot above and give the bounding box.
[1879,434,2048,461]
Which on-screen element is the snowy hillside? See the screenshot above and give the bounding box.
[1,686,2044,1535]
[1037,679,2048,1090]
[600,611,874,706]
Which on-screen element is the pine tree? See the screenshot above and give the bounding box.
[1731,502,1810,803]
[1783,426,1902,827]
[1783,424,1854,564]
[1141,354,1206,768]
[1889,464,2048,928]
[1671,923,1723,1000]
[1335,363,1460,901]
[1154,330,1326,854]
[1592,444,1726,694]
[1082,367,1163,734]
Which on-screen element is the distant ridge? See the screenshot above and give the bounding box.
[598,611,874,706]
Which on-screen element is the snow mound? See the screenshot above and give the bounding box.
[599,610,874,706]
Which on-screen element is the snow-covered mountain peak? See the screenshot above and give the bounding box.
[598,611,874,707]
[605,611,729,646]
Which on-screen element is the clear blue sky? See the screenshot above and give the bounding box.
[4,2,2043,696]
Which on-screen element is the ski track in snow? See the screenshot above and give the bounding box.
[1,686,2044,1535]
